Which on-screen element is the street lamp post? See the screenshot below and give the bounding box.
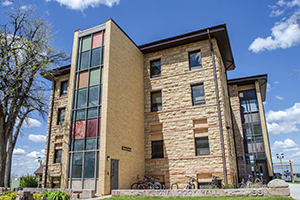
[276,153,284,179]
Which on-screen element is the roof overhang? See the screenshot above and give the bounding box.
[139,24,235,71]
[228,74,268,101]
[43,65,71,81]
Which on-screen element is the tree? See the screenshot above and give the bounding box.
[0,3,69,187]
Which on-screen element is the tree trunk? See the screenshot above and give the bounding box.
[4,135,14,187]
[0,138,7,187]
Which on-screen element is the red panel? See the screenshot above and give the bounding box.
[75,120,85,139]
[92,32,102,48]
[98,118,101,136]
[86,118,97,138]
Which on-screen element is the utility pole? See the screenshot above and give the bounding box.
[276,153,284,179]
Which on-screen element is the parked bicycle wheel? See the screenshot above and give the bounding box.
[154,182,162,190]
[131,183,139,189]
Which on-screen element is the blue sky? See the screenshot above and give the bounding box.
[1,0,300,176]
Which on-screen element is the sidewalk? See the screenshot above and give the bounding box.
[289,183,300,200]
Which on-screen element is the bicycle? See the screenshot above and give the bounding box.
[131,175,154,189]
[144,175,164,190]
[184,176,196,189]
[209,175,222,189]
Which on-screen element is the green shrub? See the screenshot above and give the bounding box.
[20,174,38,188]
[38,190,69,200]
[3,191,13,195]
[0,195,12,200]
[0,191,17,200]
[222,184,235,189]
[33,193,41,200]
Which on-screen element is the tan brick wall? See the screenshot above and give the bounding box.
[99,19,145,195]
[143,39,237,188]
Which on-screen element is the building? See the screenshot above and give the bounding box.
[42,19,273,194]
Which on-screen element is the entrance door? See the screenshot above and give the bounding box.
[110,159,119,191]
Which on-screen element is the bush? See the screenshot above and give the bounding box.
[33,193,41,200]
[222,184,235,189]
[20,174,38,188]
[0,191,17,200]
[38,190,69,200]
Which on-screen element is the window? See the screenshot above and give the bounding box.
[150,59,161,78]
[60,81,68,96]
[151,91,162,112]
[152,140,163,158]
[192,84,205,105]
[57,108,65,125]
[189,50,202,70]
[195,137,210,156]
[54,149,62,163]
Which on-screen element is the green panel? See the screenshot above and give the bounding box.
[101,67,103,84]
[89,68,100,86]
[82,36,91,52]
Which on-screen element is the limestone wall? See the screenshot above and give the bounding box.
[143,38,237,188]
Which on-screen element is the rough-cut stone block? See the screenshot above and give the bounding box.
[267,179,289,188]
[16,191,34,200]
[268,188,290,197]
[81,189,95,198]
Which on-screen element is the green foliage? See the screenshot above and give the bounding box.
[19,174,38,188]
[33,193,41,200]
[38,190,69,200]
[0,191,17,200]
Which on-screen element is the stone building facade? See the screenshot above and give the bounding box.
[42,19,273,194]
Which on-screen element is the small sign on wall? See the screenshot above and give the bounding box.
[122,146,131,152]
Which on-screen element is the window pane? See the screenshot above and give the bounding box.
[80,51,90,70]
[82,36,91,52]
[89,86,99,106]
[86,138,96,151]
[72,153,83,178]
[195,137,210,156]
[152,140,163,158]
[84,152,95,178]
[99,106,101,117]
[92,32,103,48]
[91,48,101,67]
[55,149,62,163]
[60,81,68,96]
[89,68,100,86]
[101,46,105,65]
[58,108,65,125]
[192,84,205,105]
[86,119,97,138]
[88,107,97,119]
[78,71,88,89]
[151,91,162,112]
[101,67,103,84]
[96,151,99,178]
[150,59,161,78]
[189,50,202,70]
[75,120,85,139]
[77,88,87,108]
[100,84,102,105]
[76,109,85,121]
[74,139,84,151]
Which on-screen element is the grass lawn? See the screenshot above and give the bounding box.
[287,181,300,184]
[109,196,291,200]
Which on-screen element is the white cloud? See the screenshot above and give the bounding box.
[274,81,279,84]
[270,9,284,17]
[272,138,300,152]
[18,145,29,148]
[266,102,300,136]
[28,134,46,143]
[26,151,42,158]
[249,0,300,53]
[22,118,42,128]
[275,95,284,100]
[13,148,26,155]
[267,83,274,92]
[2,0,12,6]
[46,0,120,11]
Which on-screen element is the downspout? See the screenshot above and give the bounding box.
[225,68,240,183]
[43,80,56,188]
[207,29,227,185]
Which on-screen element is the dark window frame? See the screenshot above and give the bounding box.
[54,149,62,164]
[189,50,202,70]
[60,80,68,97]
[57,108,66,125]
[191,83,205,106]
[151,140,164,159]
[150,59,161,78]
[151,90,162,112]
[195,136,210,156]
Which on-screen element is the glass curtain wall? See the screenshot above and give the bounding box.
[239,89,266,179]
[68,30,105,191]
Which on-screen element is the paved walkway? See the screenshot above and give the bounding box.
[289,183,300,200]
